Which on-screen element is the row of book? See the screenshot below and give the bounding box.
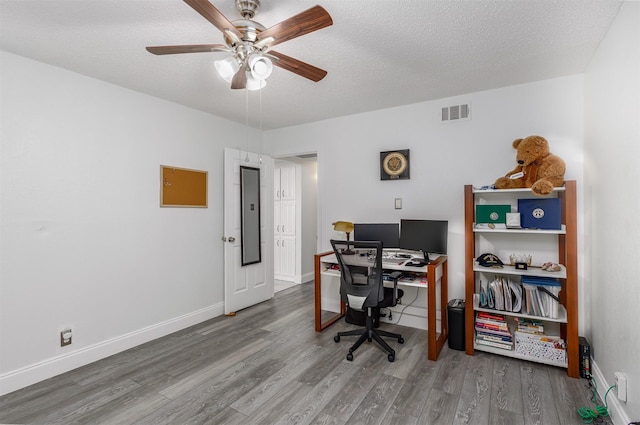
[474,311,513,351]
[477,276,561,319]
[476,313,551,349]
[475,312,567,365]
[514,317,545,334]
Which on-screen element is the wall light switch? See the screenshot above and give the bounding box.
[395,198,402,209]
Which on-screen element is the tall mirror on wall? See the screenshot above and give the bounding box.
[240,166,261,266]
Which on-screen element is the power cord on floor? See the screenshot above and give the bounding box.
[381,288,419,324]
[577,375,616,424]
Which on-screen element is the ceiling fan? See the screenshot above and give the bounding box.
[146,0,333,90]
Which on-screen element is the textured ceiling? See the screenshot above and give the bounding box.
[0,0,622,130]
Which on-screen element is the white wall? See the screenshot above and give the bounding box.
[0,52,257,395]
[584,2,640,423]
[300,160,318,282]
[264,76,585,309]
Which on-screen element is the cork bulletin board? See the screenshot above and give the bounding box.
[161,165,207,207]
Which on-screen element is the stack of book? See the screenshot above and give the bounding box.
[475,311,513,350]
[514,317,544,335]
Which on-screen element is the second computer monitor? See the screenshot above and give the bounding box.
[399,219,448,263]
[353,223,400,249]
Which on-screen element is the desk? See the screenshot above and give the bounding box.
[314,251,448,361]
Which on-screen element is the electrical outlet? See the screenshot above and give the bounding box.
[615,371,627,402]
[60,329,72,347]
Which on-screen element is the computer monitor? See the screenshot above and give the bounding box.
[353,223,400,248]
[399,219,448,264]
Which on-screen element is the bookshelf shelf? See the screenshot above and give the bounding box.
[464,182,579,377]
[473,342,568,368]
[473,224,566,235]
[472,186,566,194]
[473,263,566,279]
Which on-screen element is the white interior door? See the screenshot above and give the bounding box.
[223,148,274,314]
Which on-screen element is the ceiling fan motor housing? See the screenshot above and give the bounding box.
[236,0,260,19]
[227,19,265,45]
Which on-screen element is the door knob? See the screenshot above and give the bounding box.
[227,236,236,242]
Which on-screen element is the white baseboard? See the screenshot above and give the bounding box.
[0,303,224,396]
[300,271,314,284]
[591,360,631,425]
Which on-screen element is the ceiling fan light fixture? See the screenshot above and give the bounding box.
[215,57,240,83]
[248,54,273,81]
[246,74,266,91]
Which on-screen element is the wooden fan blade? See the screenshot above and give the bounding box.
[183,0,243,40]
[256,5,332,48]
[146,44,229,55]
[269,50,327,82]
[231,64,248,89]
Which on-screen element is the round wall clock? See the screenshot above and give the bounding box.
[380,149,410,180]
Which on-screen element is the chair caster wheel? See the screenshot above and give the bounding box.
[398,337,404,344]
[388,353,395,362]
[346,353,354,361]
[334,335,340,343]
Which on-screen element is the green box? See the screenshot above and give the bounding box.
[476,205,511,223]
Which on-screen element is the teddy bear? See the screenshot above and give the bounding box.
[494,135,565,196]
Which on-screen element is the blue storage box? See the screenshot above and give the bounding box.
[521,276,561,287]
[518,198,561,230]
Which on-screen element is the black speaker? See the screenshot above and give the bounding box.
[447,299,465,351]
[579,336,591,379]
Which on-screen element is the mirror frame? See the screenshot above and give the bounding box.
[240,166,262,266]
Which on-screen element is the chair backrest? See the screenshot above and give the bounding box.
[330,239,385,311]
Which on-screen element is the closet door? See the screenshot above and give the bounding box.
[280,235,296,279]
[279,199,296,279]
[274,168,282,201]
[280,165,296,201]
[274,201,282,278]
[273,165,297,281]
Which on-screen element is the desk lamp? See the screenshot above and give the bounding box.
[333,221,355,255]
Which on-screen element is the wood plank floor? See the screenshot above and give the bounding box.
[0,282,610,425]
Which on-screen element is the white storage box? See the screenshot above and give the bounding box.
[514,331,566,366]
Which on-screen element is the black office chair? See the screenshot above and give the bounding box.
[330,239,404,362]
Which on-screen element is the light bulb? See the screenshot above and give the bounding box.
[248,54,273,81]
[215,57,240,83]
[246,74,266,91]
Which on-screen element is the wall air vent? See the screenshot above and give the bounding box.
[441,103,471,123]
[296,153,317,159]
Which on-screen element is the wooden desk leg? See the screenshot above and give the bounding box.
[314,252,345,332]
[427,271,437,360]
[427,257,448,361]
[314,254,323,331]
[439,263,448,355]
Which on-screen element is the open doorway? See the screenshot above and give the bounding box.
[273,153,318,292]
